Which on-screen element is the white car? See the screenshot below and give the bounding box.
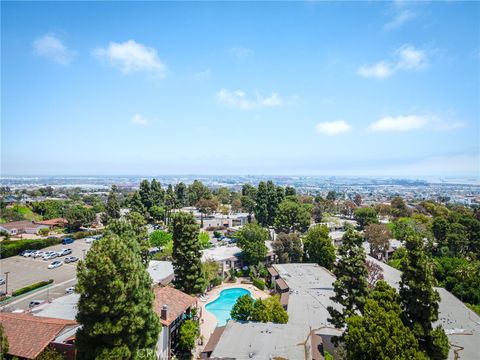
[57,248,72,257]
[43,251,58,261]
[65,286,75,294]
[32,250,44,258]
[48,260,63,269]
[84,237,95,244]
[0,278,5,285]
[23,250,35,258]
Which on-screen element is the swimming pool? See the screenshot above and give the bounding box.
[205,287,252,327]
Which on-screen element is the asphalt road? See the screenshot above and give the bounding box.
[0,239,92,310]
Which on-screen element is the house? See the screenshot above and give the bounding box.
[147,261,174,286]
[0,221,48,235]
[0,312,79,360]
[153,286,199,360]
[34,218,68,229]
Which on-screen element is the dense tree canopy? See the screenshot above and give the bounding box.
[273,199,311,233]
[235,223,269,265]
[354,207,378,229]
[76,233,160,359]
[272,232,303,263]
[303,225,335,270]
[172,212,205,294]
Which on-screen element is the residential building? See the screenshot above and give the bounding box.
[0,220,48,235]
[153,286,199,360]
[34,217,68,229]
[0,312,79,360]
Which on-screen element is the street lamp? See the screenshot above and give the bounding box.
[4,271,10,295]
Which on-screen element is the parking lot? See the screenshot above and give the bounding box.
[0,239,92,301]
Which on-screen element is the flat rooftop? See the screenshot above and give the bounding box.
[368,255,480,360]
[147,260,174,285]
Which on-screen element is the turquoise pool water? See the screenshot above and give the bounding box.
[205,288,252,327]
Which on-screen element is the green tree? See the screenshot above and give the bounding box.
[391,196,410,218]
[328,229,368,328]
[196,197,219,228]
[129,191,147,217]
[285,186,296,196]
[149,205,165,223]
[65,205,96,231]
[216,187,231,205]
[274,200,311,233]
[198,231,211,249]
[236,223,269,265]
[272,232,303,263]
[76,233,160,360]
[255,181,269,227]
[326,191,337,201]
[0,322,8,360]
[172,212,205,294]
[251,299,270,322]
[150,179,165,207]
[35,347,64,360]
[149,230,172,248]
[177,320,199,358]
[202,259,220,287]
[400,233,449,359]
[344,299,427,360]
[230,294,255,321]
[139,179,152,210]
[354,207,378,229]
[303,225,336,270]
[241,196,256,223]
[175,182,188,208]
[266,180,281,226]
[187,180,211,206]
[266,296,289,324]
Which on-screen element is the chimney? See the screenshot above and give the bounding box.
[161,304,168,321]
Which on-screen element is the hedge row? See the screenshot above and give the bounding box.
[12,279,54,297]
[69,229,102,240]
[0,237,62,259]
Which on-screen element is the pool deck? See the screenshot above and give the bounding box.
[196,279,270,357]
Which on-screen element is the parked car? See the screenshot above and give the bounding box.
[64,256,78,263]
[65,287,75,294]
[22,250,35,258]
[62,237,74,245]
[0,278,5,285]
[84,237,95,244]
[57,248,72,257]
[43,251,58,260]
[48,260,63,269]
[29,300,43,308]
[32,250,45,258]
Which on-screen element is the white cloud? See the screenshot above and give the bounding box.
[396,45,427,70]
[316,120,352,135]
[358,62,394,79]
[216,89,283,110]
[194,69,211,81]
[32,33,75,65]
[384,9,416,31]
[368,114,466,132]
[94,40,166,77]
[228,46,255,62]
[358,44,428,79]
[131,113,150,126]
[369,115,428,132]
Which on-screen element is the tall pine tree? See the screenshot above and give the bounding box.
[328,228,368,328]
[150,179,165,208]
[399,233,449,359]
[255,181,269,227]
[171,212,205,294]
[76,233,160,359]
[139,179,152,210]
[104,185,121,223]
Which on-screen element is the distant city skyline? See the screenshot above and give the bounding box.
[2,1,479,178]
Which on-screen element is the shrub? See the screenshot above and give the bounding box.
[70,229,103,240]
[205,226,226,231]
[211,276,223,287]
[213,231,223,238]
[12,279,53,297]
[252,278,265,290]
[38,227,50,236]
[149,230,172,247]
[0,237,62,259]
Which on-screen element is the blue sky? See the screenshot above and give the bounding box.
[1,1,479,178]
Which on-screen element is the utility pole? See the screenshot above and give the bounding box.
[4,271,10,295]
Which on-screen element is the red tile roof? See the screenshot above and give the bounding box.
[0,313,77,359]
[153,286,197,326]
